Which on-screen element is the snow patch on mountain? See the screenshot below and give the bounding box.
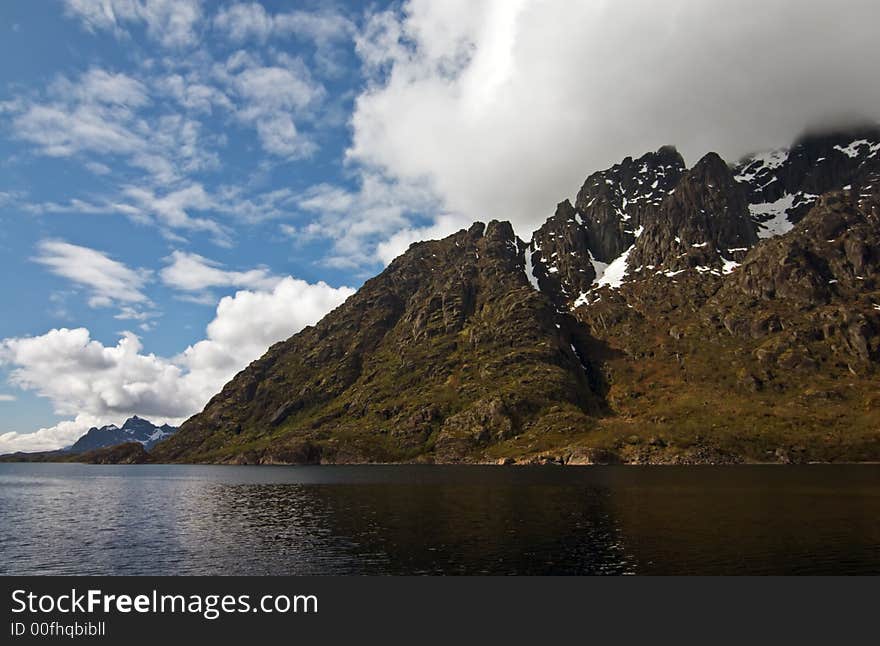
[735,148,788,184]
[721,257,741,274]
[588,252,609,284]
[523,244,541,291]
[596,246,633,289]
[751,194,796,238]
[834,139,880,159]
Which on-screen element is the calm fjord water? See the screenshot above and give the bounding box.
[1,463,878,575]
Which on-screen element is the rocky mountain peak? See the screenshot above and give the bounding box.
[70,416,178,453]
[573,145,685,263]
[735,125,880,238]
[121,415,154,432]
[526,146,688,308]
[628,152,757,272]
[521,129,880,310]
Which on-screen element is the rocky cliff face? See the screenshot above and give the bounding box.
[628,152,757,272]
[154,127,880,465]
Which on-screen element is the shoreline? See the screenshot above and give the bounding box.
[3,457,880,466]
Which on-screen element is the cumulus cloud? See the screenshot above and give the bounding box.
[0,415,111,454]
[0,277,354,452]
[33,240,152,310]
[349,0,880,238]
[63,0,203,48]
[1,329,192,421]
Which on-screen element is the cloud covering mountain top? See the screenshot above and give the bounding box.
[349,0,880,238]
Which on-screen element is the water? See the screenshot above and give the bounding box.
[1,463,878,575]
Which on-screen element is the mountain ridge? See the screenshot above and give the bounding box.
[69,416,178,453]
[144,126,880,464]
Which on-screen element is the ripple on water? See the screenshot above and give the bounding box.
[1,463,878,575]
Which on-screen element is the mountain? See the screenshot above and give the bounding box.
[153,221,603,464]
[69,416,177,453]
[153,126,880,465]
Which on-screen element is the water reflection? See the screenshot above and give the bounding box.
[187,482,636,575]
[1,464,878,575]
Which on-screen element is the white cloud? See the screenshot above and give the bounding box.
[0,191,21,208]
[33,240,152,309]
[214,186,297,224]
[0,277,354,452]
[155,73,232,114]
[290,172,442,269]
[213,2,272,42]
[214,52,325,158]
[160,250,282,294]
[84,161,112,175]
[233,62,322,113]
[0,394,16,402]
[178,277,354,387]
[53,68,149,108]
[23,182,300,245]
[14,103,143,159]
[63,0,203,48]
[214,3,354,45]
[253,113,311,158]
[0,415,109,454]
[9,68,219,187]
[121,183,229,243]
[1,329,189,421]
[349,0,880,238]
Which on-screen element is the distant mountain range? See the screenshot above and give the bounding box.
[68,416,178,453]
[1,416,178,463]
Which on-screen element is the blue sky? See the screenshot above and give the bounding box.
[0,0,428,447]
[2,0,878,450]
